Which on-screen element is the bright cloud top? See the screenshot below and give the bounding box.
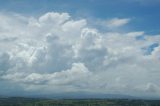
[0,12,160,98]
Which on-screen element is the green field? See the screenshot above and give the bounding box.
[0,97,160,106]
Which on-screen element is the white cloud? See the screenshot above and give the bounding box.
[0,12,160,98]
[39,12,70,25]
[106,18,130,28]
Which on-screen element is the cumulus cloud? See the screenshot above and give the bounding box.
[0,12,160,98]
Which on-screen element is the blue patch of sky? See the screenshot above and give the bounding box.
[143,43,159,55]
[0,0,160,34]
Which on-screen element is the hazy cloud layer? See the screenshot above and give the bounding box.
[0,12,160,98]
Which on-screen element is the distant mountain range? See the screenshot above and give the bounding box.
[44,93,136,99]
[1,92,160,100]
[0,92,136,99]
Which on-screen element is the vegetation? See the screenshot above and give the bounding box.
[0,97,160,106]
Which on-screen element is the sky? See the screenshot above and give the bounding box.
[0,0,160,98]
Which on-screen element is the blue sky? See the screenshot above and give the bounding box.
[0,0,160,98]
[0,0,160,34]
